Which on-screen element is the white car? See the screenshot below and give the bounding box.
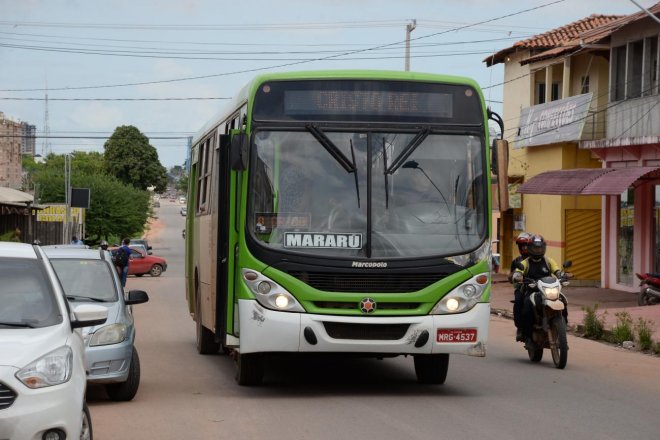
[0,243,108,440]
[43,247,149,401]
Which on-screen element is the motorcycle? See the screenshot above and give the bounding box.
[635,272,660,306]
[513,260,572,369]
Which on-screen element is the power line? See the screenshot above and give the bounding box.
[0,0,565,93]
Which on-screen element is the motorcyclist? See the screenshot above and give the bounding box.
[512,234,563,342]
[509,232,531,341]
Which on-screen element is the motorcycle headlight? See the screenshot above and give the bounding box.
[89,323,128,346]
[242,269,305,312]
[430,273,489,315]
[15,346,73,389]
[543,286,561,301]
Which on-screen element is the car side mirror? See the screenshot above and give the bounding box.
[71,304,108,328]
[125,290,149,305]
[148,251,153,255]
[147,245,152,250]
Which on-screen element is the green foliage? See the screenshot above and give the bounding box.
[176,173,188,193]
[653,342,660,355]
[103,125,168,193]
[634,318,655,351]
[27,152,151,240]
[581,304,606,339]
[609,311,634,345]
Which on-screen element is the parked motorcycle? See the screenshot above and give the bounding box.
[635,272,660,306]
[513,261,572,369]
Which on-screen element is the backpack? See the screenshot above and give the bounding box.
[113,247,129,268]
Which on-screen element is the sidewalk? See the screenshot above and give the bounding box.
[489,273,660,341]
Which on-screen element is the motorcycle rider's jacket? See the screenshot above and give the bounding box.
[515,256,561,282]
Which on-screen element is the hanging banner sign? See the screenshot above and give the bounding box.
[284,232,362,249]
[515,93,593,148]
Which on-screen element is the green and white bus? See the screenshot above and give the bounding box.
[185,70,504,385]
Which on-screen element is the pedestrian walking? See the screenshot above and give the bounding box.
[113,238,132,288]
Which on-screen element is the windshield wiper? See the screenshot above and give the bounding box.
[349,139,361,208]
[0,321,36,328]
[385,127,430,175]
[66,295,107,302]
[306,124,356,173]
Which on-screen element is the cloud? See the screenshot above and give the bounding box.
[69,102,124,130]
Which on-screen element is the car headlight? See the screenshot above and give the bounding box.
[430,273,489,315]
[15,346,73,389]
[542,286,561,301]
[242,269,305,312]
[89,323,128,346]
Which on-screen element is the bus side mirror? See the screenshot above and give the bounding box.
[229,132,248,171]
[491,139,498,175]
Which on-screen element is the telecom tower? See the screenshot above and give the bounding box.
[41,83,50,156]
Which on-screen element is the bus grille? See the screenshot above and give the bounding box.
[288,272,443,293]
[314,301,419,311]
[0,383,17,410]
[323,322,410,340]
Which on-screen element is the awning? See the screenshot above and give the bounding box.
[0,187,33,204]
[518,167,660,195]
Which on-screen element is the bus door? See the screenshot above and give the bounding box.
[215,131,232,344]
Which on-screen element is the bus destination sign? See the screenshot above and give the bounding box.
[283,90,453,119]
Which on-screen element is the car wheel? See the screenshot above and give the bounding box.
[106,347,141,401]
[81,401,93,440]
[149,264,163,277]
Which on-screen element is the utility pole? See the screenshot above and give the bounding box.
[405,19,417,72]
[42,80,50,156]
[64,154,71,244]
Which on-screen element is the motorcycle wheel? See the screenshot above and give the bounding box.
[549,316,568,369]
[638,289,658,306]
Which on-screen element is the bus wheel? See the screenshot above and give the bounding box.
[235,353,264,386]
[195,287,219,355]
[414,354,449,384]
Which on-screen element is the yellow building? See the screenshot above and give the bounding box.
[486,6,660,291]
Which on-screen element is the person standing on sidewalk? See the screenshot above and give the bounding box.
[509,232,530,341]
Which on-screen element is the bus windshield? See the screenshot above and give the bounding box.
[249,130,486,259]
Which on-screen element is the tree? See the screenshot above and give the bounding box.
[176,173,188,193]
[27,152,151,241]
[103,125,168,193]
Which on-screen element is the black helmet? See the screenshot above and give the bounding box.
[528,234,546,258]
[100,240,109,250]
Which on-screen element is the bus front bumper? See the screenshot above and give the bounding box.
[238,299,489,357]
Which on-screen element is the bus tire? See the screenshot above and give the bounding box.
[414,353,449,384]
[235,353,264,386]
[196,284,219,355]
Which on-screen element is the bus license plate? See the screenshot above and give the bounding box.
[437,328,477,343]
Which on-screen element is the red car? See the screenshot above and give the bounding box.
[111,247,167,277]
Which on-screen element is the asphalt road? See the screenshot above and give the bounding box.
[88,201,660,440]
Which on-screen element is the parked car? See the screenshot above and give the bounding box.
[111,247,167,277]
[180,206,187,216]
[43,247,149,401]
[0,242,107,439]
[129,238,152,255]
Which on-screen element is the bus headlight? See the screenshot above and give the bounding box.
[430,273,489,315]
[241,269,305,312]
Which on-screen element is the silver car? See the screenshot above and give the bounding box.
[43,247,149,401]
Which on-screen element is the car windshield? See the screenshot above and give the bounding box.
[249,130,486,259]
[51,259,118,302]
[0,258,62,328]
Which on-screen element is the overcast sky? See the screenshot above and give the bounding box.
[0,0,655,168]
